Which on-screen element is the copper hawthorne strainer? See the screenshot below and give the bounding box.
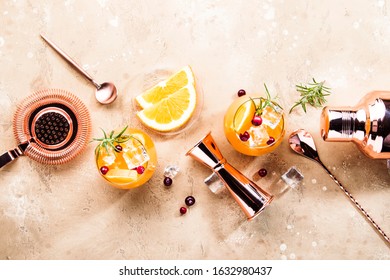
[0,88,91,168]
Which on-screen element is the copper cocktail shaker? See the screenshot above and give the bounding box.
[321,91,390,159]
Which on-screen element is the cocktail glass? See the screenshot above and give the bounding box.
[95,127,157,189]
[224,94,285,156]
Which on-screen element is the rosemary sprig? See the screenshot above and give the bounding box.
[250,83,282,116]
[93,125,130,157]
[289,78,331,114]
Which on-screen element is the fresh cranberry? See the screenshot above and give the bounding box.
[180,207,187,215]
[252,115,263,126]
[258,168,267,177]
[239,131,250,141]
[136,166,145,174]
[267,137,275,145]
[237,89,246,97]
[163,177,173,186]
[115,144,123,152]
[100,166,109,175]
[185,196,196,206]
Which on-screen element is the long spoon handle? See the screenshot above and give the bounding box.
[319,161,390,245]
[40,34,100,88]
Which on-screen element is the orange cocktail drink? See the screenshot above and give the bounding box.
[224,89,285,156]
[95,126,157,189]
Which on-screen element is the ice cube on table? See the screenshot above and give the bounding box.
[262,105,283,129]
[248,125,269,147]
[281,167,304,189]
[204,172,225,194]
[164,165,180,178]
[266,166,304,198]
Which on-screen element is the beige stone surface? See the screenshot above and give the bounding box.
[0,0,389,260]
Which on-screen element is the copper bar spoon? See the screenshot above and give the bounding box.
[40,34,117,105]
[289,128,389,246]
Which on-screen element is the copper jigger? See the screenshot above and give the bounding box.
[186,132,274,220]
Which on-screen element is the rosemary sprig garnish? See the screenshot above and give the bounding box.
[93,125,130,157]
[250,83,282,116]
[289,78,331,114]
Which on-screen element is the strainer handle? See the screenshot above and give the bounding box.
[0,141,31,169]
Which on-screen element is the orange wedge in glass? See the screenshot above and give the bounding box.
[105,169,138,184]
[233,97,256,134]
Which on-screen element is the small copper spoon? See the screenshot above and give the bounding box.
[40,34,117,105]
[289,128,389,245]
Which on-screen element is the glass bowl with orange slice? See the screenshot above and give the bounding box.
[94,126,157,189]
[224,84,285,156]
[133,65,203,135]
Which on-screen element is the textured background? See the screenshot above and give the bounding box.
[0,0,389,259]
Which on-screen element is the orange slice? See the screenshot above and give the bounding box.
[233,98,256,134]
[136,85,197,132]
[105,169,138,184]
[135,65,195,109]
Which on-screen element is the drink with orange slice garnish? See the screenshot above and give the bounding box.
[94,126,157,189]
[224,85,285,156]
